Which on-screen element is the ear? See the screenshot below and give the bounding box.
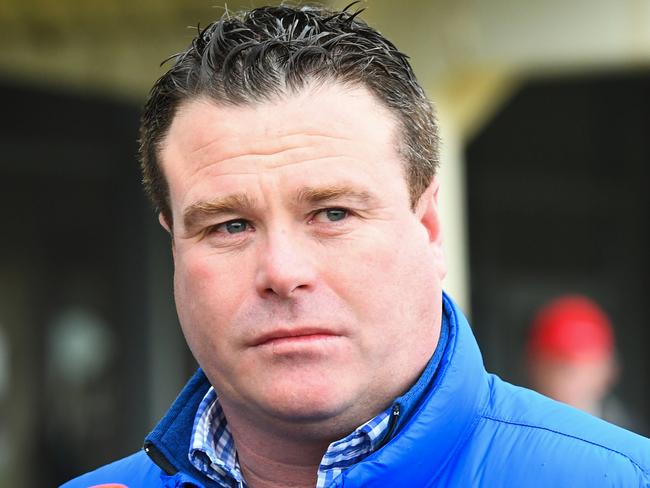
[415,177,446,280]
[158,212,176,258]
[158,212,172,233]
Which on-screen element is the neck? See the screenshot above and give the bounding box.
[217,385,396,488]
[226,414,332,488]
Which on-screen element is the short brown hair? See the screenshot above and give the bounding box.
[139,4,439,224]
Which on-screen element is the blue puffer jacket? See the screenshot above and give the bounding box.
[63,294,650,487]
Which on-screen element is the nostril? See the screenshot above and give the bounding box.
[262,281,308,298]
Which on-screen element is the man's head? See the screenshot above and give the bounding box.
[140,4,445,441]
[526,295,618,415]
[139,4,439,227]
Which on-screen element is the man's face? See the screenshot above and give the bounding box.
[160,83,445,432]
[529,357,616,415]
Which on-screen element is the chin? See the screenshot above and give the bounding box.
[258,382,354,424]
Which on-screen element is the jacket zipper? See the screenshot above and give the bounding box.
[377,404,401,449]
[144,440,178,475]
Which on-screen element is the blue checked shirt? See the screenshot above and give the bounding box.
[189,387,391,488]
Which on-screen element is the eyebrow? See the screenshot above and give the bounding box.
[181,184,378,233]
[293,185,378,207]
[182,193,257,233]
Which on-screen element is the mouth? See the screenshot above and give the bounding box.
[250,328,342,347]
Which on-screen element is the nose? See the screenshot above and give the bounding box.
[254,228,317,299]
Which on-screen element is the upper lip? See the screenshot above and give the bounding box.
[249,327,342,347]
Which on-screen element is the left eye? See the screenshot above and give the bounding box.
[312,208,348,223]
[214,219,250,234]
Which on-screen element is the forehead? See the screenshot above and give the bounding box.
[159,82,409,213]
[166,83,399,157]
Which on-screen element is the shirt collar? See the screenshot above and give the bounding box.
[189,388,245,487]
[189,387,392,488]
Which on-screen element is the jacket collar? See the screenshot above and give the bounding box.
[336,293,490,487]
[388,302,450,437]
[144,369,216,487]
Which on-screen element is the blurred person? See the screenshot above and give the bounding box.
[527,295,646,433]
[63,4,650,488]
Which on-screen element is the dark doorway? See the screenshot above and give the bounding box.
[466,71,650,432]
[0,80,152,486]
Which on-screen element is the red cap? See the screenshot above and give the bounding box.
[527,295,614,363]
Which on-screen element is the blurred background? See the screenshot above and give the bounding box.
[1,0,649,485]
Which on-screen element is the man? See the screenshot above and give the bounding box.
[527,294,646,434]
[64,5,650,487]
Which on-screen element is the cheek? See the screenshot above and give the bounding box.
[328,228,438,323]
[173,251,248,345]
[176,248,247,302]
